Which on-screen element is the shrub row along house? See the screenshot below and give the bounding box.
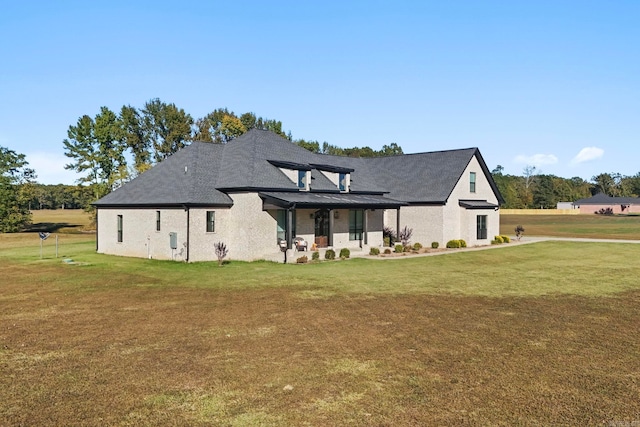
[94,129,503,262]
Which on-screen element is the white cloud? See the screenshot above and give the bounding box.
[570,146,604,165]
[514,153,559,167]
[25,151,79,185]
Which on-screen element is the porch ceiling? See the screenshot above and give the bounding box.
[259,191,406,209]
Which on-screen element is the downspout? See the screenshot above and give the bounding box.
[184,205,190,262]
[396,207,401,245]
[95,207,99,252]
[287,203,295,249]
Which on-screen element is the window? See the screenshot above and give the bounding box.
[117,215,123,242]
[298,170,307,189]
[349,209,364,241]
[276,210,296,243]
[339,173,347,191]
[477,215,487,240]
[470,172,476,193]
[206,211,215,233]
[156,211,161,231]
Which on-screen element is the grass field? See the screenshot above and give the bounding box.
[1,211,640,425]
[501,213,640,240]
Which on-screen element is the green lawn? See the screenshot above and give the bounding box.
[2,212,640,425]
[501,213,640,239]
[2,233,639,297]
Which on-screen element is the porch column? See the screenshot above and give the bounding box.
[363,209,368,245]
[286,208,293,249]
[328,209,334,247]
[396,208,401,243]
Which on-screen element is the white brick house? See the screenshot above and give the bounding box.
[94,130,503,262]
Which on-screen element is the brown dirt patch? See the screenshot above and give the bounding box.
[1,274,639,425]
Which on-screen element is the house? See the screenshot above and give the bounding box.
[573,193,640,214]
[94,129,503,262]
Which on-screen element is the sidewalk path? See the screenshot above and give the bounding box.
[359,235,640,261]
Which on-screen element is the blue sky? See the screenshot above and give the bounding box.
[1,1,638,185]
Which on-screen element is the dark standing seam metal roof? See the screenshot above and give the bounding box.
[259,191,406,209]
[459,200,499,209]
[94,129,503,207]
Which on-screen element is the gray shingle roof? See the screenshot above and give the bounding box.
[574,193,640,205]
[94,142,233,207]
[94,129,502,207]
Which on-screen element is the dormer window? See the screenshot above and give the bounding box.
[267,160,312,191]
[298,170,309,190]
[298,170,305,188]
[309,163,354,193]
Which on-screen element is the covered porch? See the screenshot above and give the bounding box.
[259,191,405,259]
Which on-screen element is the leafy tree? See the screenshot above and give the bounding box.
[120,105,150,174]
[379,143,404,156]
[295,139,321,153]
[591,173,617,196]
[0,146,35,232]
[195,109,286,143]
[142,98,193,161]
[219,115,247,141]
[63,108,128,202]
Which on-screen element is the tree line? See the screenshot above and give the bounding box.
[1,99,406,231]
[492,165,640,209]
[62,98,405,204]
[3,97,640,231]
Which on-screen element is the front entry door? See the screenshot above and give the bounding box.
[314,209,330,247]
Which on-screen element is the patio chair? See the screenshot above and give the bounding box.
[294,237,308,251]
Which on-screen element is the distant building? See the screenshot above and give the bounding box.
[556,202,577,210]
[573,193,640,214]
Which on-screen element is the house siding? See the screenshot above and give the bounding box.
[97,207,190,261]
[97,194,387,263]
[577,204,640,215]
[447,155,500,245]
[383,154,500,248]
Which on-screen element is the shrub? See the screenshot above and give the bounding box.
[515,225,524,240]
[214,241,228,266]
[369,247,380,255]
[383,248,391,254]
[596,207,614,215]
[494,235,504,244]
[398,226,413,247]
[491,239,501,245]
[339,248,350,259]
[413,242,423,251]
[501,235,511,243]
[324,249,336,260]
[383,226,396,246]
[311,251,320,261]
[403,245,412,252]
[458,239,467,248]
[431,241,439,249]
[446,240,460,248]
[394,244,404,253]
[296,255,308,263]
[383,237,390,247]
